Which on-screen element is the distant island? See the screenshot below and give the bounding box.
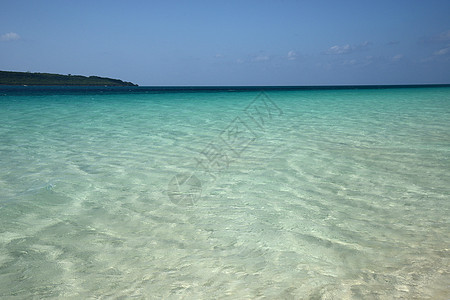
[0,70,138,86]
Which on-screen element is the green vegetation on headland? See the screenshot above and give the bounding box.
[0,70,138,86]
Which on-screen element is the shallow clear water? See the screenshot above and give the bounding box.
[0,87,449,298]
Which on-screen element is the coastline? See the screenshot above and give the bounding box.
[0,70,138,87]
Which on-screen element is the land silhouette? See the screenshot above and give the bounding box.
[0,71,137,86]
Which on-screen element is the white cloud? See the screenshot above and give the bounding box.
[343,59,357,65]
[433,30,450,42]
[287,50,297,60]
[434,47,449,56]
[0,32,20,41]
[327,44,352,54]
[391,54,403,61]
[419,44,450,63]
[325,41,371,55]
[359,41,371,48]
[420,30,450,44]
[253,55,269,62]
[316,62,332,70]
[339,56,374,67]
[236,53,271,63]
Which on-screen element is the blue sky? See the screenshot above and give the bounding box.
[1,0,450,86]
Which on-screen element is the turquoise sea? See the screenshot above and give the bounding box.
[0,86,449,299]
